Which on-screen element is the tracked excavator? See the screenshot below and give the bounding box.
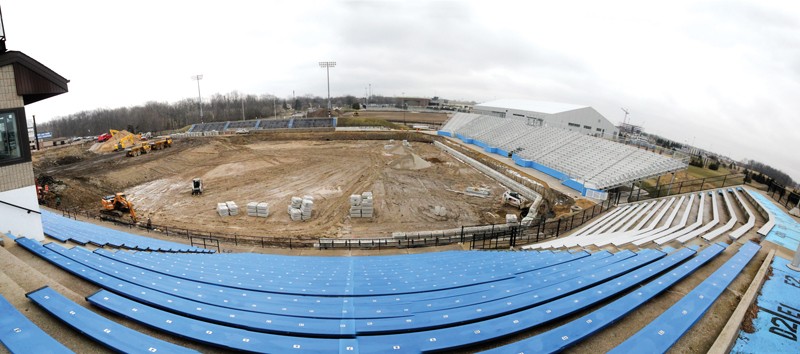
[100,193,138,223]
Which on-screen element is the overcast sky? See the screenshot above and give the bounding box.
[5,1,800,181]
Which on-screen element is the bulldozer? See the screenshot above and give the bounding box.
[100,193,138,223]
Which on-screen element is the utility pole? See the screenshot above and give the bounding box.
[192,75,203,123]
[318,61,336,117]
[32,115,39,151]
[241,97,245,121]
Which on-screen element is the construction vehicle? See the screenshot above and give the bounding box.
[114,133,135,151]
[148,136,173,150]
[125,143,151,157]
[502,191,529,209]
[100,193,138,223]
[191,178,203,195]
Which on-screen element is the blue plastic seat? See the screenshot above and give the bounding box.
[27,286,198,354]
[0,293,73,354]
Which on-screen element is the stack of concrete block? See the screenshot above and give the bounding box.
[301,198,314,220]
[349,192,374,218]
[246,202,259,216]
[217,202,229,216]
[256,202,269,218]
[247,202,269,218]
[288,196,313,221]
[433,205,447,217]
[402,139,411,147]
[360,192,373,218]
[226,201,239,216]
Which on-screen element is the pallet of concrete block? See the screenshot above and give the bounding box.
[217,203,229,217]
[289,208,302,221]
[226,201,239,216]
[360,192,373,218]
[300,197,313,220]
[256,202,269,218]
[506,214,518,224]
[246,202,259,217]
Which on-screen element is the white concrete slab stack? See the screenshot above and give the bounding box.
[217,203,229,217]
[257,202,269,218]
[361,192,374,218]
[226,201,239,216]
[246,202,259,217]
[301,198,314,220]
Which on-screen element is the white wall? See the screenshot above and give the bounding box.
[0,185,44,241]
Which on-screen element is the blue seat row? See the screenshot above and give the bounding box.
[608,241,761,354]
[356,247,689,352]
[87,289,351,353]
[27,286,198,354]
[0,293,73,354]
[41,210,210,253]
[481,242,728,353]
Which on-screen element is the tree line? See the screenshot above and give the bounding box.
[742,159,796,187]
[38,92,400,137]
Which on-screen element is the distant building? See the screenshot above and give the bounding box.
[474,99,618,138]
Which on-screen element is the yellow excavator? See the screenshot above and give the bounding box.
[100,193,138,223]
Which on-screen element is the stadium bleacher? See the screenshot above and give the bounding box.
[187,117,334,133]
[0,293,74,354]
[0,185,786,352]
[438,113,687,194]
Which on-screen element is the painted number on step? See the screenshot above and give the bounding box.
[765,303,800,341]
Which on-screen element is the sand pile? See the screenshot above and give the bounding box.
[89,130,142,153]
[390,152,432,170]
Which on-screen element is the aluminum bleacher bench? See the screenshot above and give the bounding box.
[480,242,727,353]
[0,293,74,354]
[608,241,761,354]
[26,286,198,354]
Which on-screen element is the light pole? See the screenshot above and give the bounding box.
[191,75,203,123]
[319,61,336,117]
[402,92,406,126]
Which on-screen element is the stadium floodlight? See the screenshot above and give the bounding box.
[192,75,204,123]
[319,61,336,117]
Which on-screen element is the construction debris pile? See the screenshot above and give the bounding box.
[349,192,374,218]
[217,201,239,216]
[247,202,270,218]
[465,187,491,198]
[288,195,314,221]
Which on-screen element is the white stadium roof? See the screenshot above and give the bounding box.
[476,99,588,114]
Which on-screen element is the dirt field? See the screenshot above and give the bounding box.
[34,134,521,240]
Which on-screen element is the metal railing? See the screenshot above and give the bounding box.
[628,173,745,202]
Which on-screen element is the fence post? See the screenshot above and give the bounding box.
[186,229,190,240]
[234,234,238,246]
[556,219,562,237]
[721,174,727,187]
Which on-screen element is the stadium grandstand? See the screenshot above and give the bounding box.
[187,117,336,133]
[473,99,618,139]
[3,183,799,353]
[438,112,688,197]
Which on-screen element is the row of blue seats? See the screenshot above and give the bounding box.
[26,286,199,353]
[64,244,633,319]
[88,246,697,352]
[47,242,636,323]
[0,293,73,354]
[41,210,210,253]
[481,242,729,353]
[20,237,663,338]
[93,247,595,296]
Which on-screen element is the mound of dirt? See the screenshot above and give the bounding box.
[390,152,432,170]
[89,130,142,153]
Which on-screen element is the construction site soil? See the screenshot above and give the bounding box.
[34,132,523,240]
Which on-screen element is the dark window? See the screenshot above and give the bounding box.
[596,128,602,132]
[584,125,591,129]
[0,107,31,167]
[568,123,580,127]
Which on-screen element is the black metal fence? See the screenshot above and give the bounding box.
[628,173,745,202]
[765,180,800,210]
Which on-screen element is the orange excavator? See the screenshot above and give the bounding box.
[100,193,138,223]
